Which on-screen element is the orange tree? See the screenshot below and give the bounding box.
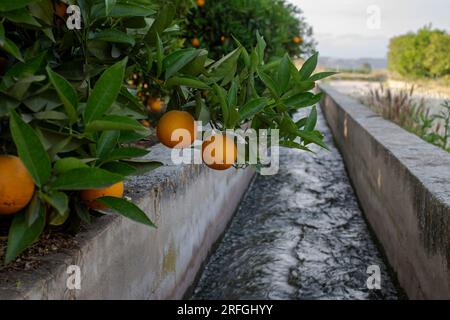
[184,0,315,60]
[0,0,333,265]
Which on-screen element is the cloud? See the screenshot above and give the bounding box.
[289,0,450,58]
[315,33,389,59]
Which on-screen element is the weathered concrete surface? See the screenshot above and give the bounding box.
[0,145,254,300]
[320,84,450,300]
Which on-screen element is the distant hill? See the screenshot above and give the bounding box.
[318,57,387,70]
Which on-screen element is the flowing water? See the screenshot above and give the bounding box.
[192,107,400,300]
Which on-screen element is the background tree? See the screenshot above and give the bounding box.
[388,26,450,79]
[184,0,315,60]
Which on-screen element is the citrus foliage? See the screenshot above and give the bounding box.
[0,0,332,265]
[184,0,315,60]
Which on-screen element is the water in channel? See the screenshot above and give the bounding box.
[192,106,400,300]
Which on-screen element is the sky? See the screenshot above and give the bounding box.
[289,0,450,59]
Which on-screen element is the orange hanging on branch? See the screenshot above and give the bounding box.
[147,97,162,113]
[156,110,196,149]
[0,155,35,215]
[292,36,303,44]
[202,134,237,170]
[80,182,124,210]
[191,38,200,48]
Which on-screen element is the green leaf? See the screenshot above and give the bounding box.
[91,1,155,17]
[213,84,229,127]
[85,115,146,132]
[102,147,149,162]
[277,54,291,93]
[165,76,210,89]
[208,48,241,86]
[1,38,23,61]
[48,210,69,226]
[195,93,210,124]
[121,160,163,175]
[54,157,90,175]
[145,3,175,45]
[163,48,199,80]
[283,92,322,110]
[74,201,91,224]
[97,130,120,159]
[227,80,238,108]
[282,81,316,99]
[180,50,208,76]
[46,67,78,125]
[102,161,137,176]
[255,31,266,64]
[309,71,338,81]
[0,24,5,46]
[3,9,41,27]
[257,68,280,98]
[299,52,319,80]
[9,110,51,187]
[28,0,53,26]
[96,197,156,228]
[89,30,135,46]
[0,0,35,12]
[118,87,146,115]
[279,140,313,152]
[239,97,269,121]
[305,106,318,131]
[25,193,40,227]
[105,0,117,15]
[3,51,45,78]
[84,58,127,124]
[155,33,164,78]
[297,130,329,150]
[40,191,69,216]
[52,168,123,190]
[34,111,68,121]
[5,209,45,265]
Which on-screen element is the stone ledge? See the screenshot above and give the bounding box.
[0,144,255,299]
[320,84,450,299]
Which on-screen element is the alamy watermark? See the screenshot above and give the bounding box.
[66,265,81,290]
[65,5,82,30]
[366,265,381,290]
[366,5,381,30]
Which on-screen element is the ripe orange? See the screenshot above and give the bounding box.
[220,35,226,44]
[140,119,151,127]
[147,97,162,113]
[191,38,200,48]
[55,2,68,18]
[0,155,35,215]
[292,36,303,44]
[80,182,124,210]
[156,110,196,149]
[202,134,237,170]
[196,0,206,7]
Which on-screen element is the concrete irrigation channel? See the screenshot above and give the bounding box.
[191,106,401,300]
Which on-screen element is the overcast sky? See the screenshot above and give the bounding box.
[289,0,450,59]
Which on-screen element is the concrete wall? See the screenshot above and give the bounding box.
[320,84,450,300]
[0,145,254,300]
